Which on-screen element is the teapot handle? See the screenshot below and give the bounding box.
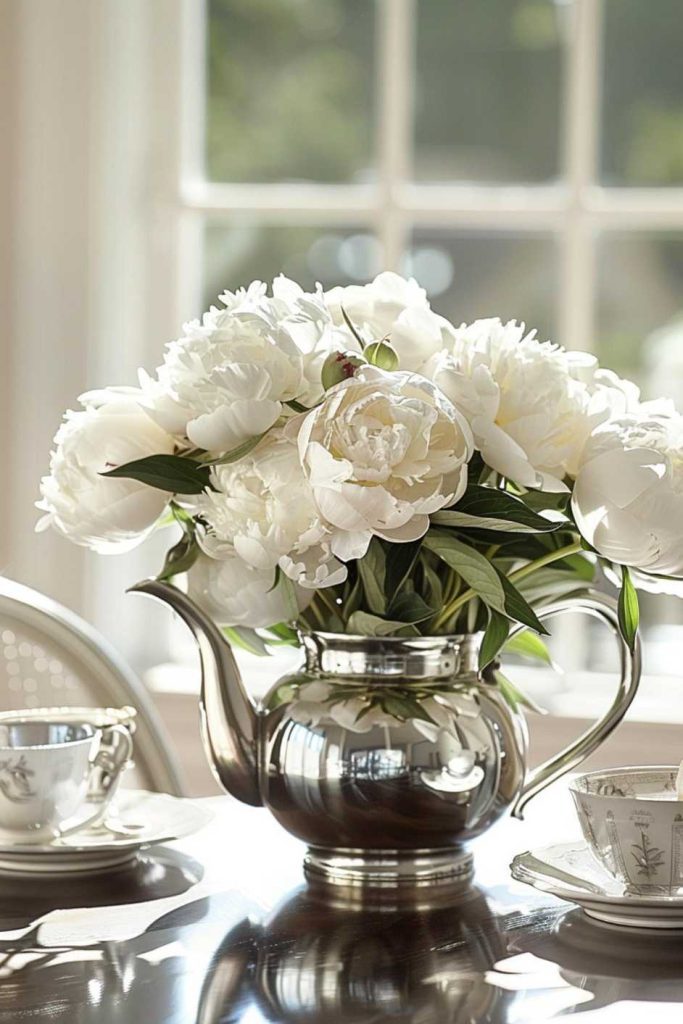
[510,591,642,819]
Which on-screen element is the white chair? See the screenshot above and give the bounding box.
[0,576,184,795]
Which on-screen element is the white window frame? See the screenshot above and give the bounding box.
[176,0,683,356]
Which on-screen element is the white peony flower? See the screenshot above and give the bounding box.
[186,434,346,588]
[37,392,175,553]
[325,271,456,373]
[143,278,339,453]
[425,318,635,492]
[572,403,683,577]
[187,551,311,629]
[293,365,473,560]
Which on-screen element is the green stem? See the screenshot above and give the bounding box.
[306,598,327,630]
[316,588,341,623]
[432,539,583,632]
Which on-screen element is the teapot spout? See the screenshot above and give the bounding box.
[129,580,263,807]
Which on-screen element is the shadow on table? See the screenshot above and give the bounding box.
[515,908,683,1010]
[0,847,204,931]
[0,876,256,1024]
[197,883,515,1023]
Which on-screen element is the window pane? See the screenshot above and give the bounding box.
[203,222,380,308]
[414,0,564,183]
[595,233,683,403]
[405,230,558,341]
[206,0,376,184]
[601,0,683,185]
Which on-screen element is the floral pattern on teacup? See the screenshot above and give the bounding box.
[0,756,36,803]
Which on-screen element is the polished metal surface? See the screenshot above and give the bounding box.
[135,584,641,887]
[2,791,682,1023]
[510,594,642,817]
[131,580,262,806]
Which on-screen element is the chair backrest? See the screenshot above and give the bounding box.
[0,576,184,796]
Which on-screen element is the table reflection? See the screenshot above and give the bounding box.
[198,883,513,1023]
[516,908,683,1010]
[0,849,229,1024]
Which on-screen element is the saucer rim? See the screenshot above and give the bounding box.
[511,840,683,909]
[0,790,212,857]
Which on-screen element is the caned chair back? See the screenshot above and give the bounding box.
[0,576,184,795]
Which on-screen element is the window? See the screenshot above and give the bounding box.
[172,0,683,674]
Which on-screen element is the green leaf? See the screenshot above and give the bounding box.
[494,669,546,715]
[423,530,507,611]
[421,558,444,609]
[467,452,487,485]
[357,539,387,615]
[618,565,639,652]
[278,573,301,624]
[519,489,571,514]
[156,501,200,580]
[423,530,549,635]
[267,622,299,645]
[101,454,212,494]
[156,534,199,581]
[388,592,435,624]
[503,630,554,667]
[346,611,417,636]
[385,539,422,598]
[432,485,562,533]
[341,573,363,620]
[479,610,510,670]
[206,433,267,467]
[515,567,591,605]
[223,626,270,657]
[496,570,550,636]
[285,399,309,413]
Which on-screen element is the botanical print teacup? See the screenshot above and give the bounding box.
[570,766,683,894]
[0,706,136,805]
[0,717,133,843]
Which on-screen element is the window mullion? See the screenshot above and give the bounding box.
[558,0,603,352]
[377,0,414,271]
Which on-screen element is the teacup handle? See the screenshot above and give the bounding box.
[510,591,642,819]
[57,724,133,837]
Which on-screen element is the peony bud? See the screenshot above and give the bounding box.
[365,340,399,372]
[321,350,366,390]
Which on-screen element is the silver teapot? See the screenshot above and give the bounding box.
[133,583,641,889]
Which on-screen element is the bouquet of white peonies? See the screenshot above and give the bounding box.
[38,271,683,667]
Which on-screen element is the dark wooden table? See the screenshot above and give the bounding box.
[0,787,681,1022]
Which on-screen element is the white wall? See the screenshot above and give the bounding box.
[0,0,189,669]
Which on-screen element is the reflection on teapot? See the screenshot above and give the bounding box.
[197,884,513,1024]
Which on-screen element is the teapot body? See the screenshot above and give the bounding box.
[257,633,527,886]
[132,581,641,889]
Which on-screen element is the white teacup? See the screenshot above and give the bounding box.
[0,706,136,805]
[0,716,133,843]
[570,766,683,894]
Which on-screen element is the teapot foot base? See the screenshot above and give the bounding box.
[304,845,473,897]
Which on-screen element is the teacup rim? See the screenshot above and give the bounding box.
[0,722,96,751]
[0,705,136,726]
[569,764,677,796]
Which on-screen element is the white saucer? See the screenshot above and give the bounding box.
[511,841,683,929]
[0,790,212,874]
